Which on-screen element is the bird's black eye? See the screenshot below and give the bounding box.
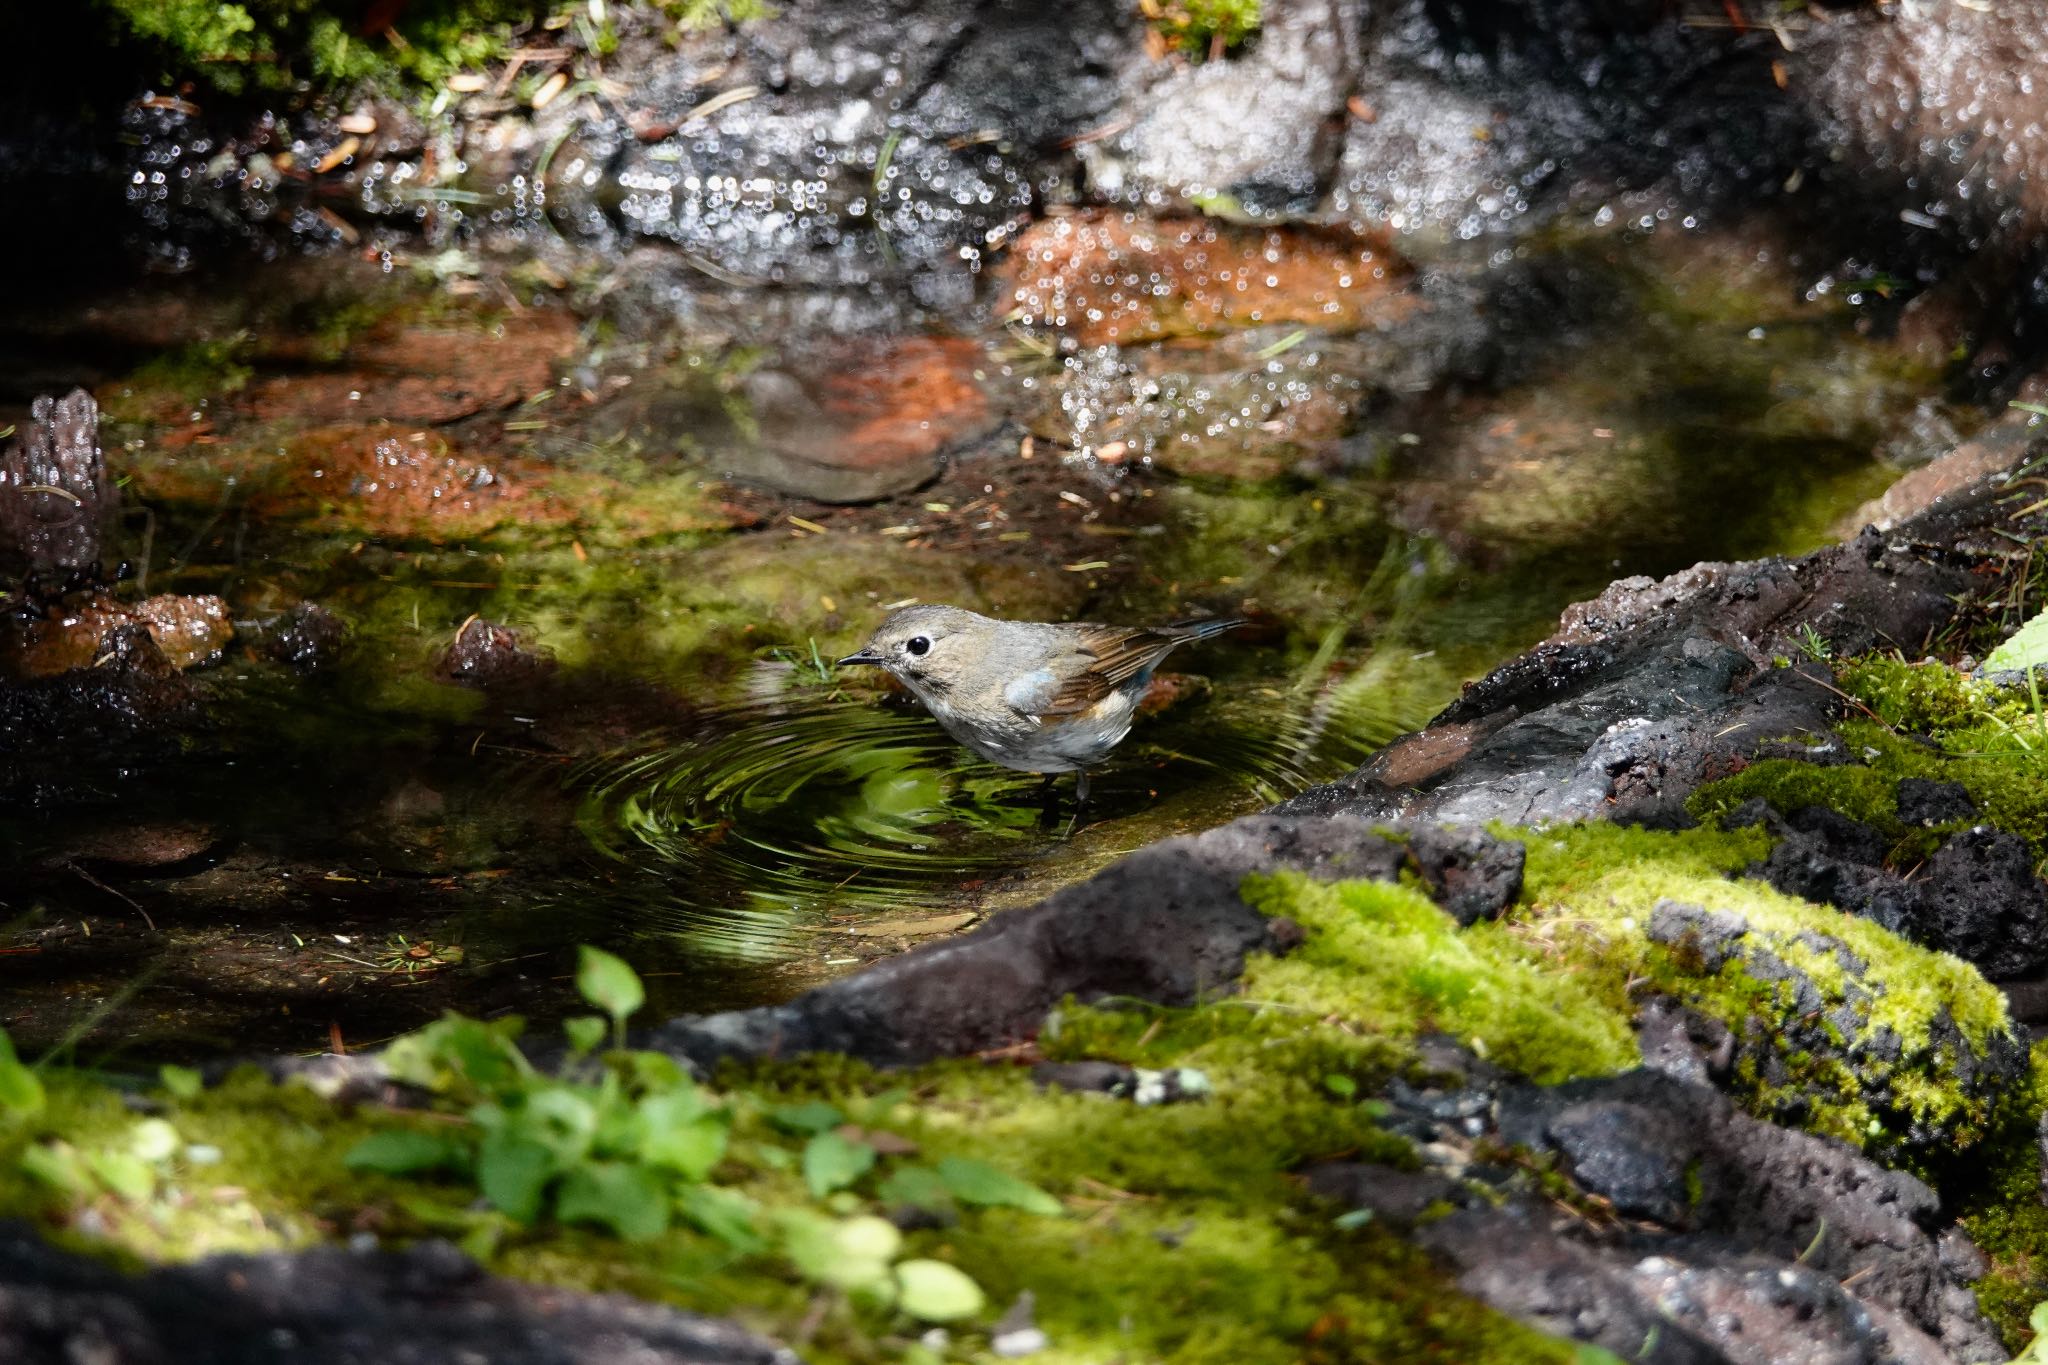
[905,636,930,657]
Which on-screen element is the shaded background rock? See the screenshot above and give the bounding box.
[0,389,113,580]
[0,1224,798,1365]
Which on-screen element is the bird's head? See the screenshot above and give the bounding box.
[837,604,990,695]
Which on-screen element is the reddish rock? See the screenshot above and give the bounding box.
[50,821,224,871]
[132,594,235,669]
[723,337,997,503]
[1,592,232,680]
[235,312,579,427]
[998,212,1414,346]
[280,427,539,539]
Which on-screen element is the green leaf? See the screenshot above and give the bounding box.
[158,1064,203,1101]
[0,1030,44,1116]
[780,1211,899,1291]
[639,1097,728,1181]
[345,1129,470,1176]
[20,1142,92,1195]
[383,1014,529,1095]
[677,1184,764,1253]
[520,1084,601,1163]
[128,1119,181,1163]
[553,1162,670,1242]
[935,1156,1062,1215]
[768,1100,844,1136]
[576,946,645,1026]
[1333,1208,1374,1230]
[893,1259,986,1323]
[1987,610,2048,674]
[90,1151,156,1202]
[2033,1300,2048,1337]
[1322,1074,1358,1099]
[803,1130,876,1198]
[562,1016,607,1055]
[476,1132,555,1223]
[877,1164,952,1210]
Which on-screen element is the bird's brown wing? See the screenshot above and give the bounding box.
[1032,625,1183,716]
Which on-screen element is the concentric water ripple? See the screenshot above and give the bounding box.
[571,676,1427,962]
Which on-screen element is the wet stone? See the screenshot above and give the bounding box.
[48,821,223,873]
[1645,900,1749,973]
[0,388,113,578]
[232,313,578,427]
[434,619,555,691]
[253,602,350,672]
[0,593,232,680]
[0,1223,799,1365]
[998,212,1413,347]
[1302,1162,1466,1229]
[1406,826,1524,927]
[1895,776,1976,827]
[720,337,996,503]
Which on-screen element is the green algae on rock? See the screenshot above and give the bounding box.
[1521,822,2026,1169]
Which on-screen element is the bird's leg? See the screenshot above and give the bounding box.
[1035,773,1061,830]
[1074,771,1091,808]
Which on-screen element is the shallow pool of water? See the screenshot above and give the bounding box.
[0,217,1967,1059]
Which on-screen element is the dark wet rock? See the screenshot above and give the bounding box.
[0,1221,797,1364]
[1378,1068,2007,1365]
[0,623,202,806]
[1896,778,1976,828]
[0,389,113,579]
[1785,805,1891,867]
[1302,1162,1466,1229]
[1277,489,2004,829]
[1634,995,1735,1092]
[254,602,350,672]
[434,619,556,691]
[46,821,225,875]
[1749,809,2048,981]
[1406,826,1524,927]
[1921,829,2048,980]
[644,812,1408,1067]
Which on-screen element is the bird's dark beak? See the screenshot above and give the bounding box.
[836,649,883,667]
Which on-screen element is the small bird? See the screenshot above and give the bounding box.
[837,604,1245,806]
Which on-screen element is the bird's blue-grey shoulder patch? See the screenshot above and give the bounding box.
[1003,667,1065,717]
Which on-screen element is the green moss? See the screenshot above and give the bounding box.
[0,1036,1581,1364]
[1239,873,1637,1083]
[1692,656,2048,851]
[1520,822,2021,1162]
[1149,0,1262,56]
[91,0,546,97]
[1958,1046,2048,1352]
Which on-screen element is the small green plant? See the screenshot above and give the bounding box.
[1792,622,1832,663]
[766,636,842,690]
[343,948,1058,1319]
[2010,1303,2048,1363]
[658,0,773,31]
[1146,0,1262,57]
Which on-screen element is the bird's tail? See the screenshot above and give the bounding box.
[1165,617,1248,641]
